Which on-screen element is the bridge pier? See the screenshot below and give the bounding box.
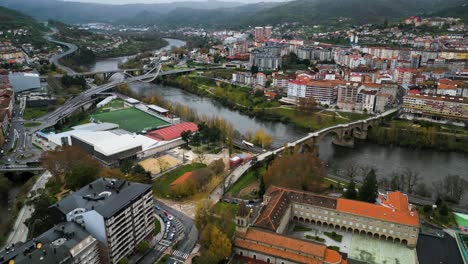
[353,129,368,140]
[332,137,354,148]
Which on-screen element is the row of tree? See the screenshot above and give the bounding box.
[368,122,468,153]
[341,163,467,204]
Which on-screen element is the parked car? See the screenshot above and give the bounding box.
[155,205,161,211]
[168,215,174,221]
[169,232,175,240]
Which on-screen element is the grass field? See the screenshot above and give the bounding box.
[91,108,169,133]
[152,163,206,198]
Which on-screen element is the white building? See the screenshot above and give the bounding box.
[53,178,155,264]
[287,80,307,98]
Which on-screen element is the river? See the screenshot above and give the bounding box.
[89,38,468,206]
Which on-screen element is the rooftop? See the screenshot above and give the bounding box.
[53,178,152,219]
[234,227,328,264]
[0,222,95,264]
[145,122,198,141]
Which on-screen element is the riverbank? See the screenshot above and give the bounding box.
[159,74,368,132]
[368,119,468,153]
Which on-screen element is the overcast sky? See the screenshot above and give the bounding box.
[65,0,284,4]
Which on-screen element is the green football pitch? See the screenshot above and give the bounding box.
[91,108,169,133]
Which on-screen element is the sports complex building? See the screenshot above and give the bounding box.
[38,96,198,167]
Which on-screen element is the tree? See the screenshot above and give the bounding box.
[194,199,213,230]
[65,162,100,190]
[264,152,325,192]
[438,174,467,203]
[136,241,150,253]
[181,130,192,146]
[0,177,12,203]
[344,180,358,200]
[402,168,420,194]
[359,169,378,203]
[343,163,359,179]
[205,226,231,263]
[40,145,99,182]
[132,164,149,178]
[120,159,133,174]
[25,190,60,238]
[296,97,317,113]
[254,128,273,149]
[208,159,225,174]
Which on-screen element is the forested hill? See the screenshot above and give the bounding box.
[0,6,46,31]
[123,0,467,28]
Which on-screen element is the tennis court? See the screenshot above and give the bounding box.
[91,108,169,133]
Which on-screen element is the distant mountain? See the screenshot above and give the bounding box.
[429,3,468,20]
[241,0,467,26]
[0,6,46,31]
[121,2,281,27]
[0,0,246,24]
[0,0,465,27]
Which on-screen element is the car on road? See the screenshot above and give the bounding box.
[168,215,174,221]
[7,158,11,162]
[169,232,175,240]
[155,205,161,211]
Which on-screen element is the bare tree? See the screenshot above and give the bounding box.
[343,163,359,179]
[402,168,420,194]
[441,175,467,203]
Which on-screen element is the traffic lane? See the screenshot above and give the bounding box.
[154,199,198,254]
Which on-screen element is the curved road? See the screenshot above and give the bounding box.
[45,36,78,75]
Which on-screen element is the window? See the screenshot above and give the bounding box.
[240,252,243,256]
[253,255,256,260]
[267,258,270,263]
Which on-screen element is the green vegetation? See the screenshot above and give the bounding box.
[328,246,340,252]
[152,163,206,198]
[162,74,280,111]
[324,231,343,242]
[156,255,170,264]
[98,35,168,58]
[91,108,169,133]
[293,225,313,232]
[211,202,239,219]
[60,46,96,72]
[305,235,325,243]
[268,108,368,131]
[227,169,259,197]
[136,240,150,253]
[24,122,42,127]
[154,218,161,235]
[23,107,52,120]
[0,176,38,246]
[368,119,468,153]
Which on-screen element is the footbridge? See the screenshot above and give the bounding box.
[223,108,399,191]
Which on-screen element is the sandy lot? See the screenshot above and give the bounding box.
[139,155,182,174]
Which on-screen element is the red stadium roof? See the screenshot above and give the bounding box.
[145,122,198,141]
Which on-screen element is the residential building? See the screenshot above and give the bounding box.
[232,72,254,86]
[287,80,307,99]
[393,67,420,85]
[305,80,344,105]
[402,93,468,123]
[337,82,361,110]
[264,26,272,39]
[52,178,155,264]
[256,72,267,87]
[0,222,100,264]
[272,74,290,90]
[255,27,264,40]
[250,48,282,71]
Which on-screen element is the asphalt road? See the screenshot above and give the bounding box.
[137,199,198,264]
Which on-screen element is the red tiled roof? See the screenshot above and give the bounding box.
[145,122,198,141]
[336,192,419,227]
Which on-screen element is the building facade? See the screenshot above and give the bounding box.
[52,178,155,264]
[402,93,468,123]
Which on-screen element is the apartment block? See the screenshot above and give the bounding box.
[402,93,468,122]
[52,178,155,264]
[0,222,100,264]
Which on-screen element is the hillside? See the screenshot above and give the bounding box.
[122,0,466,28]
[429,3,468,21]
[241,0,466,26]
[0,0,246,24]
[0,6,46,31]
